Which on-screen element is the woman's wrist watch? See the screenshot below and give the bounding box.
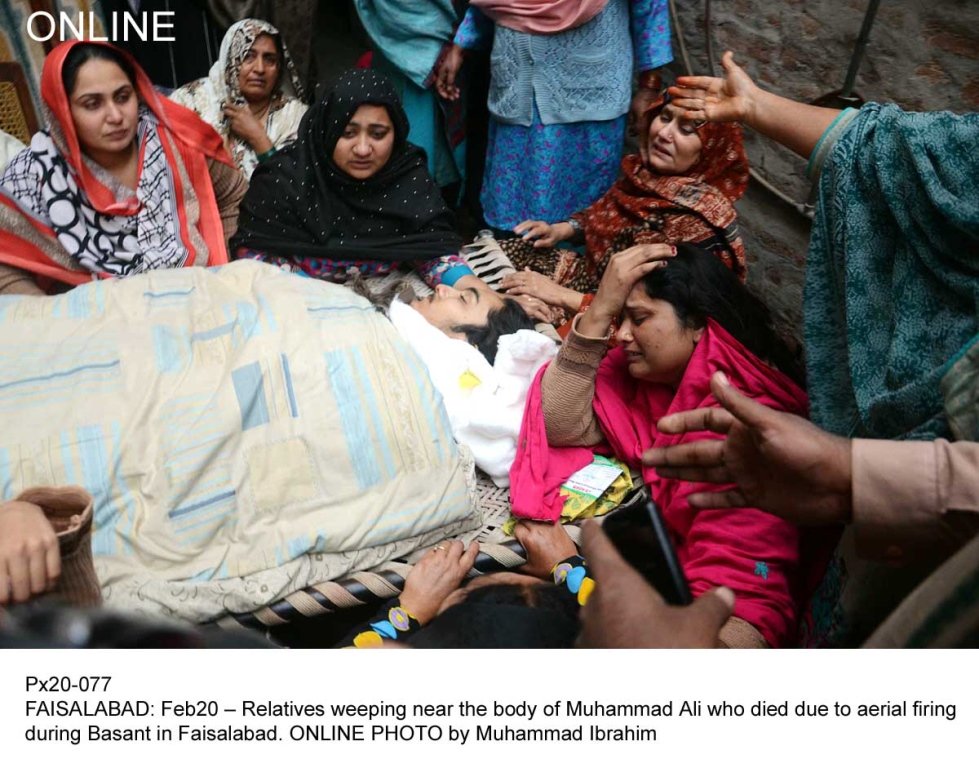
[566,218,582,236]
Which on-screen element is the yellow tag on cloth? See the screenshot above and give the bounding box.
[458,369,481,391]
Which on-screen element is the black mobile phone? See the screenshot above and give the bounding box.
[601,492,692,606]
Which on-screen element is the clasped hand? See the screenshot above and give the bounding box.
[0,501,62,604]
[222,102,271,151]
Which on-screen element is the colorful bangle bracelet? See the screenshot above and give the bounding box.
[551,556,596,607]
[352,604,421,648]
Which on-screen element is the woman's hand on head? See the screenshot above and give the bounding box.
[0,501,61,605]
[513,521,578,580]
[222,102,273,153]
[669,51,759,125]
[500,269,583,313]
[399,540,479,625]
[584,244,676,334]
[435,44,464,101]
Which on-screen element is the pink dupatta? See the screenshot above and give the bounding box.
[510,320,817,646]
[470,0,609,34]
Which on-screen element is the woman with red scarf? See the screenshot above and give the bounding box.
[0,40,245,296]
[498,96,749,321]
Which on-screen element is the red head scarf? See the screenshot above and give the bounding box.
[680,120,749,200]
[41,40,233,215]
[578,97,751,281]
[638,96,750,202]
[0,40,233,288]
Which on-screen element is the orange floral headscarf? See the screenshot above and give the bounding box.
[577,96,750,281]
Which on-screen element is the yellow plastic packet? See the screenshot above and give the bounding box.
[504,455,633,534]
[559,455,633,521]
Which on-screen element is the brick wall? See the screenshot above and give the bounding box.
[666,0,978,340]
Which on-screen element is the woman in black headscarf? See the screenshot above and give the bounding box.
[231,68,471,288]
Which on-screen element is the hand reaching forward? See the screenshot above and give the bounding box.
[642,371,853,525]
[513,520,578,580]
[510,293,563,324]
[668,51,760,125]
[513,220,575,248]
[500,269,583,313]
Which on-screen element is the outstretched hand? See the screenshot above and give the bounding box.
[500,269,583,313]
[642,371,853,525]
[514,220,560,248]
[454,273,561,324]
[577,521,734,648]
[509,293,563,324]
[668,51,759,125]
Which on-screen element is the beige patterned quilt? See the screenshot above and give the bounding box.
[0,261,480,621]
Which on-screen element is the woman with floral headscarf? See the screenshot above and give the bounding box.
[496,95,750,321]
[169,19,308,180]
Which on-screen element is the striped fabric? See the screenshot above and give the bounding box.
[461,236,517,290]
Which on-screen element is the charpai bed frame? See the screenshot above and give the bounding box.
[215,475,644,633]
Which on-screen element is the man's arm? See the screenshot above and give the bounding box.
[643,372,979,562]
[852,439,979,562]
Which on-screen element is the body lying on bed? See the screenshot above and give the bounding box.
[0,260,547,621]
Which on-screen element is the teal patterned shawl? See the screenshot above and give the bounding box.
[805,103,979,440]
